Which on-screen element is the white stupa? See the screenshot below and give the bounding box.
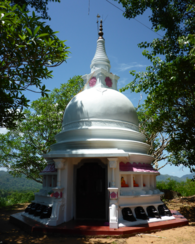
[22,21,174,228]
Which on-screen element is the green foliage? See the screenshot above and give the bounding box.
[0,171,39,208]
[179,33,195,61]
[157,178,195,197]
[136,105,170,169]
[0,171,41,191]
[11,0,61,20]
[117,0,195,171]
[0,0,70,129]
[0,76,84,183]
[0,191,35,208]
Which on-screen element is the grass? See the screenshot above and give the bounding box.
[157,178,195,197]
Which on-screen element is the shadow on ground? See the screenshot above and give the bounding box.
[1,199,195,244]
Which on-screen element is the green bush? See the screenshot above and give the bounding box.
[0,191,35,208]
[157,178,195,197]
[0,197,7,208]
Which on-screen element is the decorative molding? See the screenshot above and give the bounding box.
[41,164,57,173]
[105,77,112,87]
[119,162,132,171]
[110,191,118,200]
[52,187,64,199]
[53,159,66,169]
[89,77,97,87]
[119,162,159,173]
[53,192,63,198]
[108,187,118,200]
[82,68,119,90]
[108,158,118,168]
[62,119,139,132]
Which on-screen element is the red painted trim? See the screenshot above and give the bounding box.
[119,162,159,173]
[10,210,188,236]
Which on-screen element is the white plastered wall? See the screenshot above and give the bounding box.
[63,159,74,222]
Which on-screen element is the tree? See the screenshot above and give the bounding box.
[0,76,84,183]
[116,0,195,172]
[11,0,61,20]
[0,1,70,129]
[136,103,170,170]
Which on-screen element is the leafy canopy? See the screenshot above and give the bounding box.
[136,104,170,170]
[0,0,70,129]
[0,76,84,183]
[11,0,61,20]
[116,0,195,171]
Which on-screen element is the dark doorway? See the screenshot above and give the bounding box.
[76,161,106,220]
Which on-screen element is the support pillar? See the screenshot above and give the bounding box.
[46,158,66,226]
[107,158,118,229]
[108,158,117,187]
[53,159,66,198]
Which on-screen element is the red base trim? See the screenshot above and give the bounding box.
[10,210,188,236]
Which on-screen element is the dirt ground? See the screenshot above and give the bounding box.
[1,196,195,244]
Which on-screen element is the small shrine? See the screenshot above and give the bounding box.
[21,21,175,228]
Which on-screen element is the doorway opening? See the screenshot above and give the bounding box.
[76,160,107,220]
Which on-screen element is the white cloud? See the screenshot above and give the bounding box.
[0,128,9,134]
[117,63,147,72]
[109,56,147,72]
[118,77,127,86]
[110,55,119,64]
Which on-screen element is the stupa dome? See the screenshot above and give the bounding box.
[62,87,139,131]
[44,20,152,160]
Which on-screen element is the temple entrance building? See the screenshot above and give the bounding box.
[21,21,175,229]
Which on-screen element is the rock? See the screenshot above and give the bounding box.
[161,189,181,200]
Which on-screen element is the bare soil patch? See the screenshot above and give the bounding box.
[166,195,195,225]
[0,197,195,244]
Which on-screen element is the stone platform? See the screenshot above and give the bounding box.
[10,210,188,237]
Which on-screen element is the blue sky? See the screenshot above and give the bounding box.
[0,0,191,177]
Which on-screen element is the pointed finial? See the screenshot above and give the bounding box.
[96,14,100,24]
[98,19,104,39]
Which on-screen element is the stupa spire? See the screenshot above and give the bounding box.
[90,19,111,72]
[98,20,104,39]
